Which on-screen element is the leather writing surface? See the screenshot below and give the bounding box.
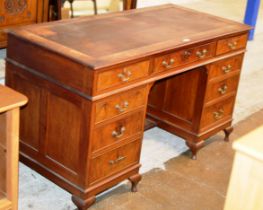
[12,4,250,69]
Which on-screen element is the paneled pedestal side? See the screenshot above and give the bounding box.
[0,85,27,210]
[224,125,263,210]
[5,4,250,209]
[0,0,49,48]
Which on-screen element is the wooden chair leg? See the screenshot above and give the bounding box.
[68,0,74,18]
[93,0,98,15]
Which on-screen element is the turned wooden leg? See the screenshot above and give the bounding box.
[224,126,233,142]
[93,0,98,15]
[186,141,205,160]
[68,0,74,18]
[128,174,142,192]
[72,195,96,210]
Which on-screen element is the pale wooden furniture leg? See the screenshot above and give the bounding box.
[0,85,27,210]
[6,108,20,210]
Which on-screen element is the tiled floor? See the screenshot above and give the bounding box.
[1,0,263,209]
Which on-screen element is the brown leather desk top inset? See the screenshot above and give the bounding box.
[5,4,251,209]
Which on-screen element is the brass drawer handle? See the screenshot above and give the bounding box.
[222,64,232,73]
[109,156,126,165]
[213,108,224,120]
[118,69,132,82]
[112,126,126,138]
[218,84,228,95]
[196,49,208,59]
[228,41,238,50]
[162,58,175,68]
[115,101,129,113]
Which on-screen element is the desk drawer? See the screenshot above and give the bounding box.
[92,111,144,153]
[208,55,243,80]
[216,34,248,55]
[96,61,150,92]
[200,96,235,129]
[205,75,240,103]
[89,139,141,184]
[154,42,216,72]
[95,86,147,124]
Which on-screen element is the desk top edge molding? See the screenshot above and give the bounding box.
[7,4,251,70]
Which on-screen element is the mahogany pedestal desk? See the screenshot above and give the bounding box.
[0,85,27,210]
[5,4,250,209]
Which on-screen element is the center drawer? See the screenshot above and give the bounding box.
[89,139,141,184]
[154,42,216,72]
[92,110,144,153]
[95,86,147,124]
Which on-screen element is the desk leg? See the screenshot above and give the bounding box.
[123,0,137,10]
[186,141,205,160]
[6,108,20,210]
[129,173,142,192]
[223,126,234,142]
[244,0,261,40]
[72,195,96,210]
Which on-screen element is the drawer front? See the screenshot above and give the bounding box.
[154,42,216,72]
[200,96,235,129]
[92,111,144,152]
[89,139,141,183]
[96,60,150,92]
[205,75,240,102]
[216,34,248,55]
[208,55,243,80]
[95,86,147,124]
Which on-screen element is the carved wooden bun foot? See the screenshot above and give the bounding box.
[186,141,205,160]
[191,153,197,160]
[129,173,142,192]
[72,195,96,210]
[224,126,234,142]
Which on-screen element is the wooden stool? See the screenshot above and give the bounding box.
[0,85,27,210]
